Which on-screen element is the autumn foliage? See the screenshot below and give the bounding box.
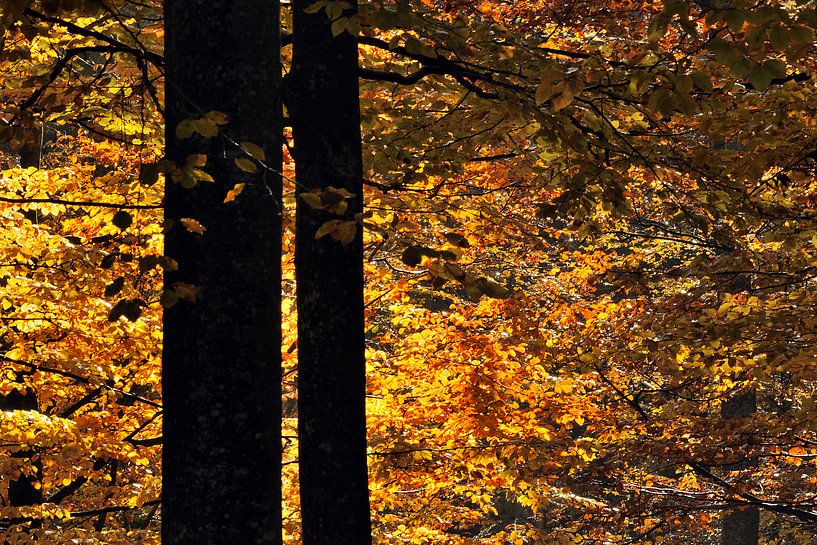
[2,0,817,544]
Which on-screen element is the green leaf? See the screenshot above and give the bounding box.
[331,17,347,37]
[728,57,752,78]
[335,220,357,246]
[764,58,787,79]
[321,187,354,214]
[175,119,195,139]
[404,36,426,56]
[725,10,745,33]
[768,24,790,50]
[745,24,766,50]
[749,64,773,91]
[345,16,360,36]
[789,25,814,45]
[690,71,713,93]
[709,38,737,64]
[177,172,197,189]
[234,157,258,173]
[325,1,343,19]
[240,141,266,162]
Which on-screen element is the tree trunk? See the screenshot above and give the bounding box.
[163,2,282,544]
[290,3,372,545]
[1,387,42,507]
[720,389,759,545]
[3,135,43,509]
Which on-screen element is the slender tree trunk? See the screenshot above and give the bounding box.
[720,390,759,545]
[3,136,43,509]
[1,387,41,507]
[290,3,372,545]
[163,2,282,544]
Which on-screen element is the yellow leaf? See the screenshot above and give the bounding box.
[204,110,230,125]
[191,168,214,182]
[193,118,219,138]
[300,191,325,210]
[535,79,553,106]
[172,283,199,303]
[240,141,266,162]
[186,154,207,167]
[335,220,357,246]
[554,379,573,394]
[224,183,247,203]
[180,218,206,234]
[315,219,338,240]
[315,219,357,246]
[534,68,563,106]
[550,82,575,111]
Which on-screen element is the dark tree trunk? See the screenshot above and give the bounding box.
[1,386,42,507]
[163,2,282,544]
[290,3,372,545]
[720,389,759,545]
[4,138,43,509]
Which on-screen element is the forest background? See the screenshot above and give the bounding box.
[1,0,817,544]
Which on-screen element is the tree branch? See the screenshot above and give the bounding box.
[687,461,817,523]
[0,196,162,210]
[24,9,164,68]
[358,35,522,97]
[4,357,162,409]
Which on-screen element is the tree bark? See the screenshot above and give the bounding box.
[3,136,43,509]
[720,389,759,545]
[290,3,372,545]
[1,386,42,507]
[163,2,282,544]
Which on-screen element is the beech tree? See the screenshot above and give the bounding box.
[2,145,43,511]
[4,0,817,544]
[289,2,372,545]
[163,1,282,544]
